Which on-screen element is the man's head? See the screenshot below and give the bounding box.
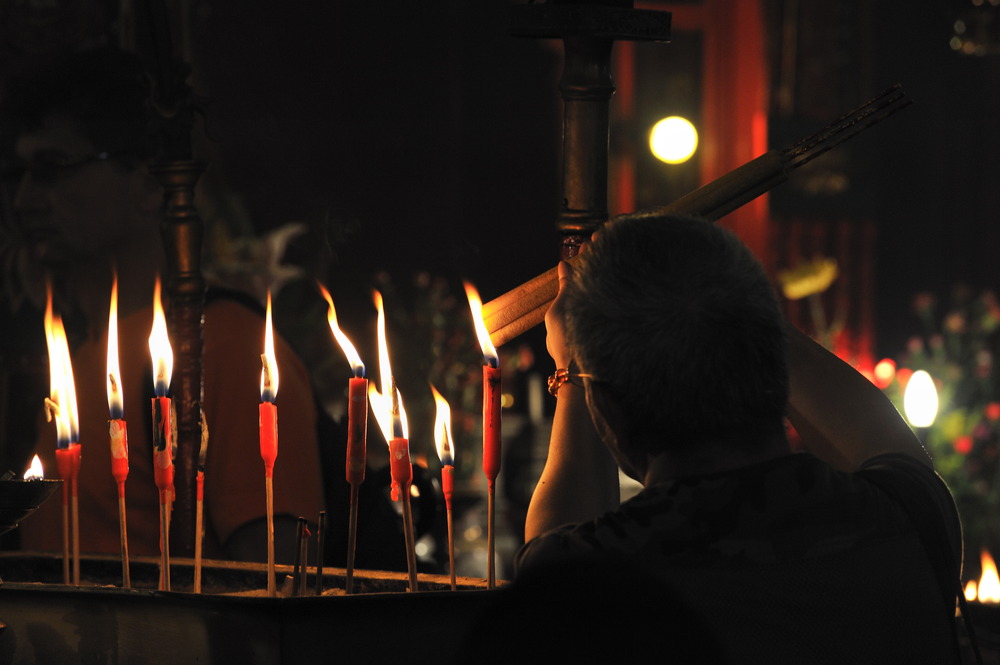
[562,213,789,465]
[1,48,162,268]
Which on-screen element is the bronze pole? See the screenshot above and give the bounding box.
[510,2,672,260]
[152,161,206,558]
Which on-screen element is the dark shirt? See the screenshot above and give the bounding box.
[516,453,961,664]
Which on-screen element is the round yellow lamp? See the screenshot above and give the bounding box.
[649,116,698,164]
[903,369,939,428]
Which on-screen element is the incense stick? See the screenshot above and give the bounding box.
[487,490,496,589]
[266,475,276,597]
[118,494,131,588]
[194,412,208,594]
[194,471,204,593]
[292,517,305,596]
[62,491,70,585]
[346,487,359,594]
[159,499,171,590]
[316,510,327,595]
[71,490,80,585]
[447,503,456,591]
[481,86,912,347]
[401,490,419,592]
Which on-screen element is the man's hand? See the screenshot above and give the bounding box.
[545,260,574,369]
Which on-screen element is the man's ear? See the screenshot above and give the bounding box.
[586,382,646,482]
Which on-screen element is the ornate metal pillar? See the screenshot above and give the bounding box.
[511,1,671,259]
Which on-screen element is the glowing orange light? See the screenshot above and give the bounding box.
[148,278,173,397]
[260,292,279,402]
[431,385,454,466]
[23,454,44,480]
[975,550,1000,603]
[107,274,123,418]
[464,281,498,368]
[318,283,365,378]
[873,358,896,390]
[369,290,407,442]
[45,286,79,446]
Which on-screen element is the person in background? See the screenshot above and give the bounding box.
[0,47,325,563]
[519,213,963,663]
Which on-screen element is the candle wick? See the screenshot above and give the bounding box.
[109,373,119,394]
[260,353,272,390]
[44,397,60,422]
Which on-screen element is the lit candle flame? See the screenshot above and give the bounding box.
[23,454,44,480]
[107,273,123,419]
[45,285,79,446]
[369,290,407,442]
[977,550,1000,603]
[464,281,498,368]
[431,385,454,466]
[317,282,365,378]
[260,291,279,403]
[148,278,173,397]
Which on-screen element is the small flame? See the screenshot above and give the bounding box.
[431,385,454,466]
[260,291,279,403]
[107,273,123,419]
[317,282,365,378]
[23,454,44,480]
[45,285,79,446]
[464,281,498,368]
[369,290,407,442]
[977,550,1000,603]
[148,278,173,397]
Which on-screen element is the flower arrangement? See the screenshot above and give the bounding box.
[880,285,1000,554]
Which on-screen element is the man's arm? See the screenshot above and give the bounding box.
[785,322,933,471]
[523,261,620,543]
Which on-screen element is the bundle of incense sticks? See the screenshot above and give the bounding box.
[481,85,911,347]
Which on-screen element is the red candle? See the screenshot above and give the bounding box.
[369,290,418,591]
[260,292,280,597]
[107,275,129,488]
[464,282,502,485]
[482,365,502,487]
[317,283,368,485]
[148,277,174,591]
[432,385,457,590]
[260,292,279,474]
[464,281,501,588]
[107,275,132,587]
[194,414,208,594]
[259,400,278,477]
[388,436,413,503]
[346,377,368,484]
[44,285,81,585]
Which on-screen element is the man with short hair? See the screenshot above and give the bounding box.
[519,214,962,663]
[1,48,326,563]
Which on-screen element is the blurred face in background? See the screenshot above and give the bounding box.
[12,113,161,270]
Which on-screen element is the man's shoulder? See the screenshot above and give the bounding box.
[517,453,958,573]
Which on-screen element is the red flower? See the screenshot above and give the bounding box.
[987,403,1000,421]
[955,436,974,455]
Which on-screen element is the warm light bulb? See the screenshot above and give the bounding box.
[903,370,938,428]
[649,116,698,164]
